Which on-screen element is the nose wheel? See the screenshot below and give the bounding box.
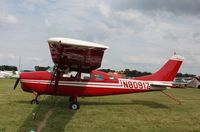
[68,96,80,110]
[31,99,39,104]
[31,92,39,104]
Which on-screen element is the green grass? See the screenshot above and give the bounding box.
[1,79,200,132]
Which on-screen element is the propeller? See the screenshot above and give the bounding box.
[13,56,21,90]
[13,78,20,90]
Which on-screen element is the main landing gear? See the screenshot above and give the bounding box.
[29,92,80,110]
[31,92,39,104]
[68,96,80,110]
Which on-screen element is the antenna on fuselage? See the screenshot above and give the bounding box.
[174,52,176,55]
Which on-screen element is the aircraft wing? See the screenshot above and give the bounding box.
[48,37,109,72]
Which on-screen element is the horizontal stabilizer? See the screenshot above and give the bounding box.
[150,83,172,91]
[150,83,172,88]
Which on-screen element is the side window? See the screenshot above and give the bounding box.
[108,75,115,80]
[95,74,104,81]
[81,73,91,80]
[63,71,77,78]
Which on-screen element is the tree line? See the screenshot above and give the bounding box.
[0,65,196,77]
[34,66,50,71]
[99,68,151,78]
[0,65,17,71]
[0,65,50,71]
[99,68,196,78]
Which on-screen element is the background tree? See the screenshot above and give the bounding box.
[34,66,50,71]
[0,65,17,71]
[98,69,115,73]
[176,73,196,77]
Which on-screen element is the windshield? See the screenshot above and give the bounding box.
[46,67,53,72]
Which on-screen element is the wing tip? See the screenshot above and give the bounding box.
[48,37,109,49]
[170,54,184,61]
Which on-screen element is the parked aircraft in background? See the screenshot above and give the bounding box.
[0,71,19,78]
[172,78,188,88]
[13,37,184,110]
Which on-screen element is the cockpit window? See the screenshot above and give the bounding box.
[63,71,78,78]
[81,73,91,80]
[95,74,104,81]
[46,67,53,72]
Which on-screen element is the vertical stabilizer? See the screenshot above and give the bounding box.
[134,55,184,81]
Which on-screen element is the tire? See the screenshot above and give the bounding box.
[69,102,80,110]
[31,99,39,104]
[198,85,200,89]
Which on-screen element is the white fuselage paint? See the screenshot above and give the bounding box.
[20,78,172,90]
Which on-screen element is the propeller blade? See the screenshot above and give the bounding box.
[13,78,20,90]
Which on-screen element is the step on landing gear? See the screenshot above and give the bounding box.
[68,96,80,110]
[31,92,39,104]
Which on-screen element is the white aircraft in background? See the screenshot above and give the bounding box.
[0,71,19,78]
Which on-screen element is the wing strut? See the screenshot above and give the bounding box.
[161,91,182,105]
[53,41,64,95]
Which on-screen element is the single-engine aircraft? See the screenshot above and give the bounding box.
[14,37,184,110]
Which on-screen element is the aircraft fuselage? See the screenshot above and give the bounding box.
[19,70,167,97]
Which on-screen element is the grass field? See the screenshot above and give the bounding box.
[0,79,200,132]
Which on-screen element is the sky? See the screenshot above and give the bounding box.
[0,0,200,75]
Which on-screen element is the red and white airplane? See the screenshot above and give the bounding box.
[14,37,184,110]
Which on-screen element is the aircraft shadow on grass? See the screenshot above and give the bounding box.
[16,98,168,109]
[16,97,168,131]
[131,99,169,109]
[17,96,76,132]
[80,99,169,109]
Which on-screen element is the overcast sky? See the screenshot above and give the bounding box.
[0,0,200,74]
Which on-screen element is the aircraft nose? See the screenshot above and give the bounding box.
[19,72,40,80]
[19,71,53,80]
[13,72,30,90]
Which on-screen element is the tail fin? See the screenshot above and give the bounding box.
[134,55,184,81]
